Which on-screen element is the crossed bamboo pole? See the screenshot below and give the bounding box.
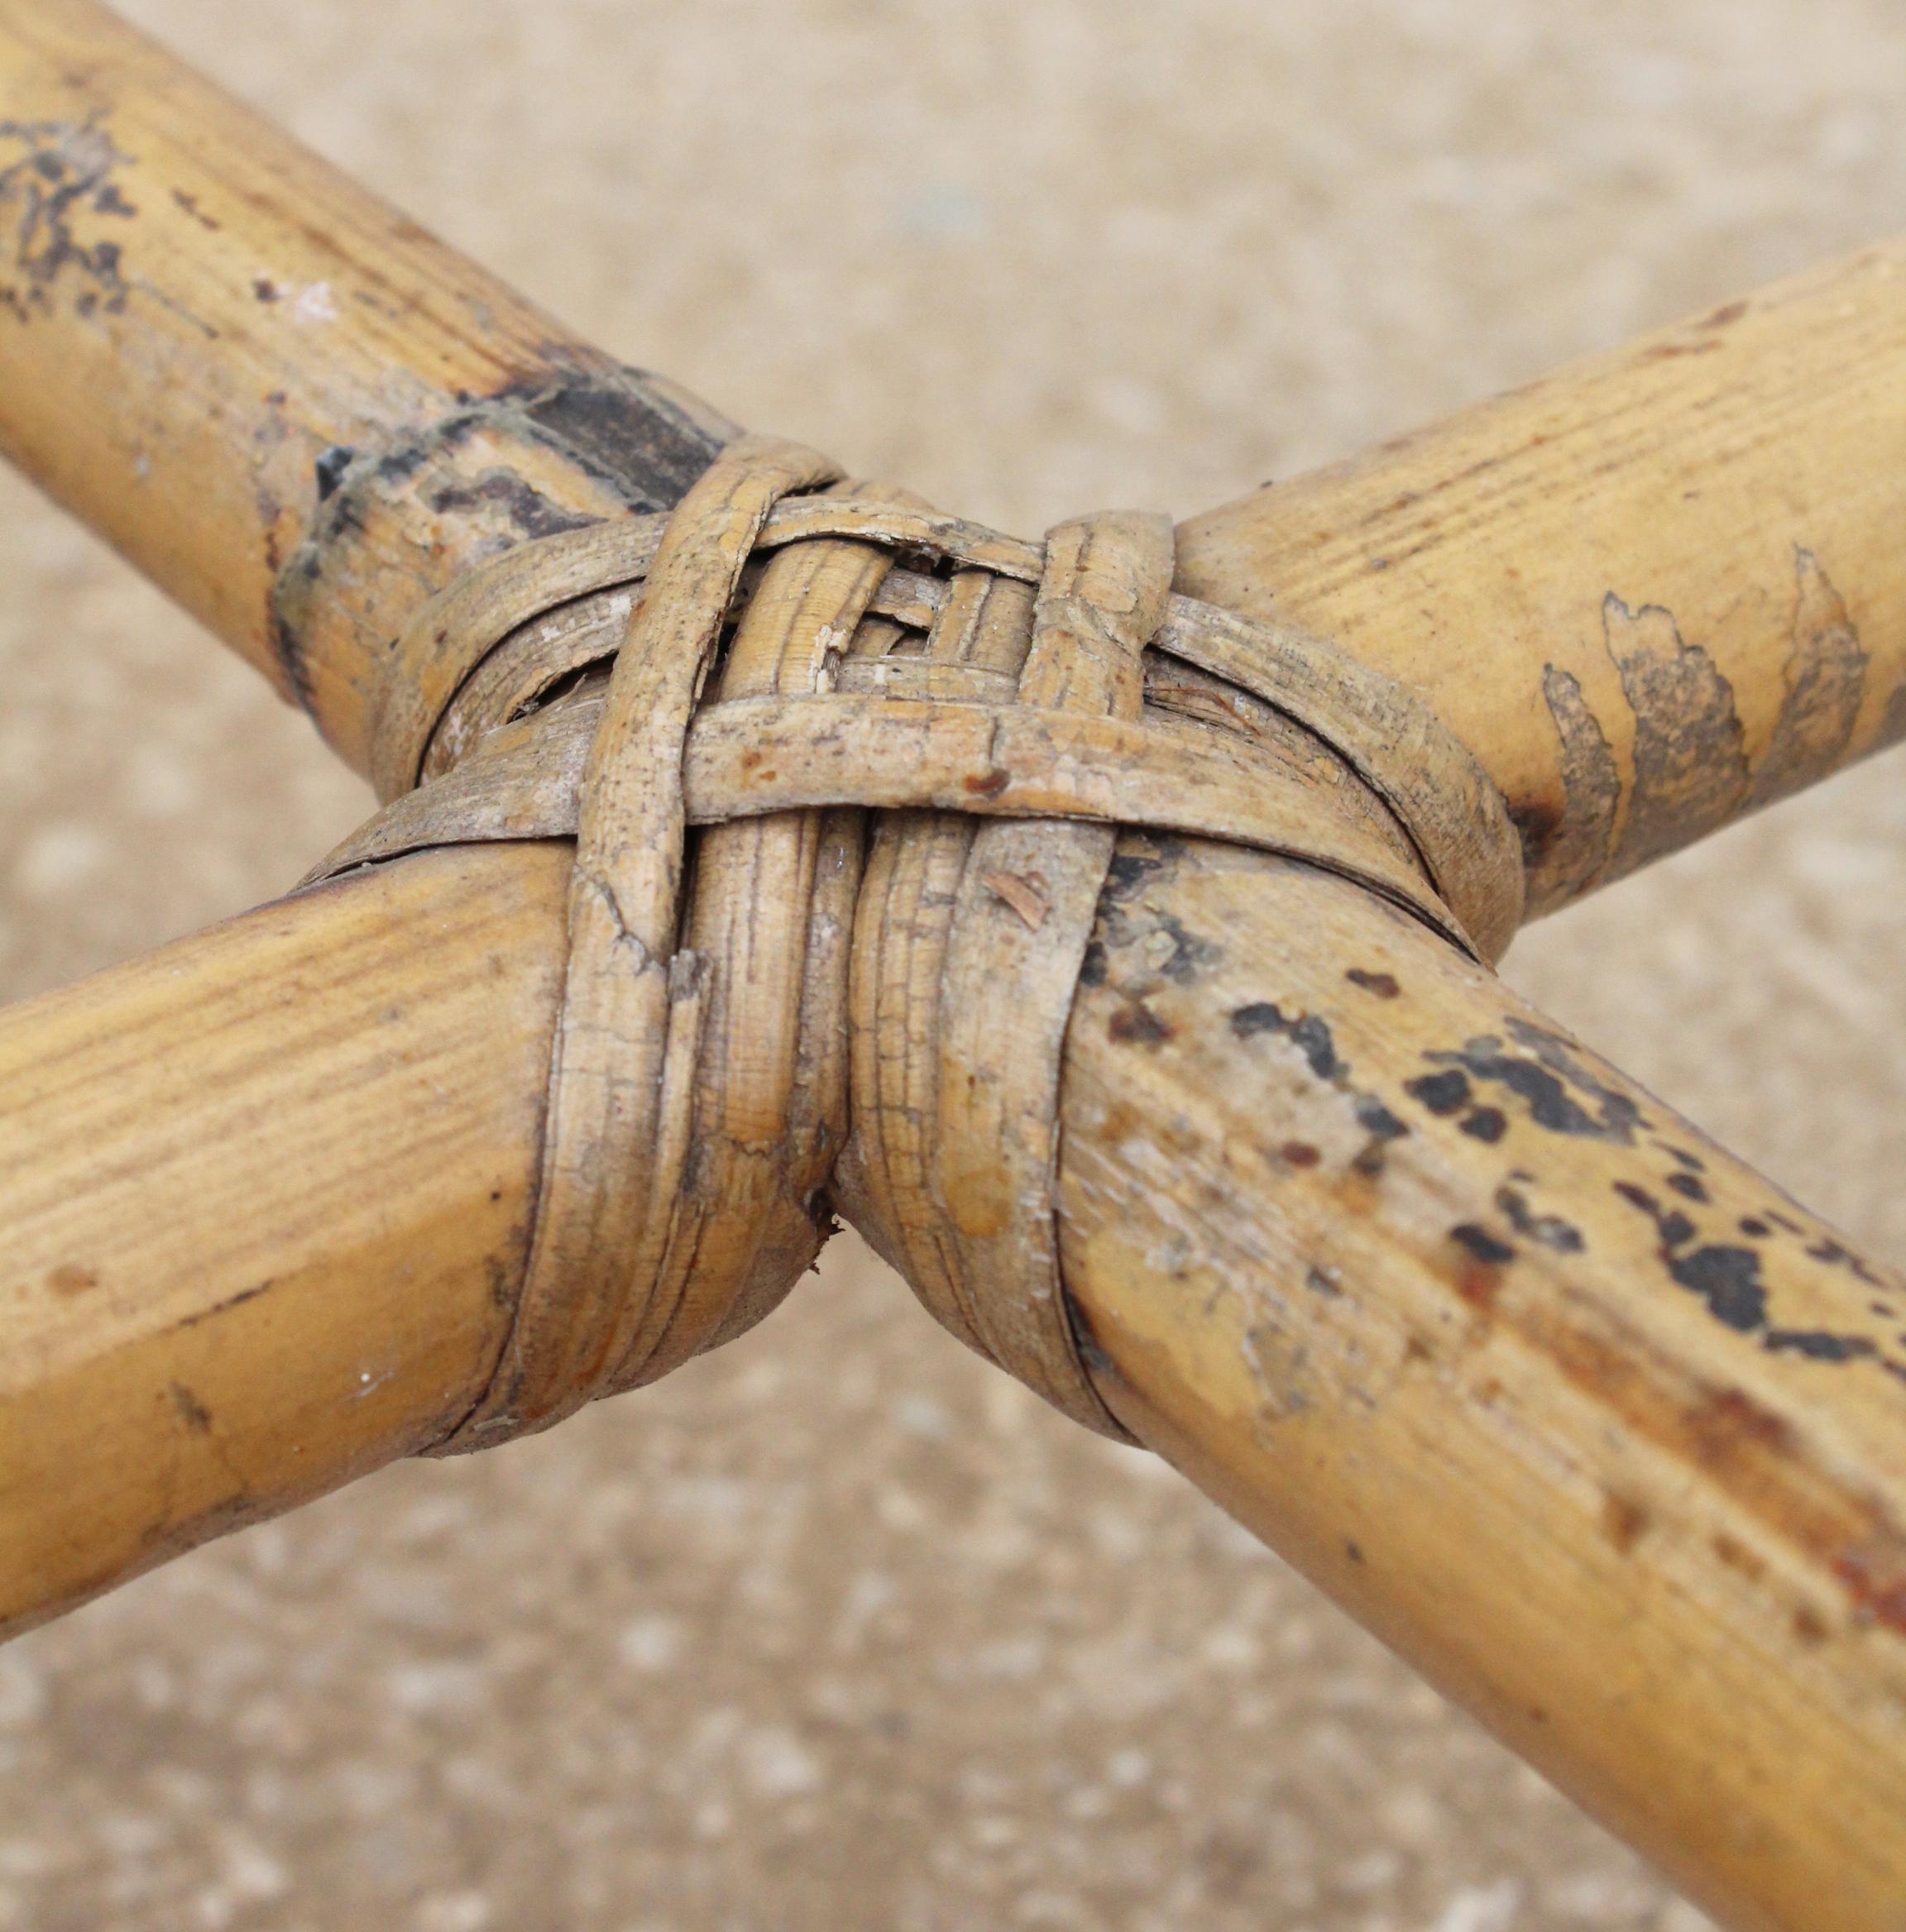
[0,6,1903,1930]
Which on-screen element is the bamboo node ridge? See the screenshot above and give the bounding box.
[304,434,1524,1450]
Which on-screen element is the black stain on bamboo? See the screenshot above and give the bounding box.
[1603,593,1751,873]
[1748,549,1869,806]
[1344,968,1401,999]
[0,117,137,323]
[314,444,354,501]
[1420,1017,1645,1144]
[1109,1000,1172,1047]
[1103,847,1170,901]
[1535,551,1874,904]
[1229,1002,1339,1078]
[1405,1069,1470,1117]
[268,355,728,715]
[1534,663,1621,897]
[1448,1223,1515,1314]
[1149,913,1224,985]
[1350,1096,1408,1178]
[1356,1098,1408,1142]
[426,471,599,539]
[1226,1001,1415,1177]
[1804,1234,1887,1290]
[1495,1184,1585,1253]
[1452,1223,1516,1266]
[1610,1179,1905,1371]
[1765,1330,1878,1362]
[1669,1246,1769,1334]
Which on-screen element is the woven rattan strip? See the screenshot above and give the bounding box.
[310,433,1524,1447]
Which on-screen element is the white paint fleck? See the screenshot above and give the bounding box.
[293,280,339,324]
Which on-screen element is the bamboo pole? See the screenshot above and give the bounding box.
[0,0,733,770]
[1176,246,1906,916]
[0,7,1901,1931]
[2,824,1899,1930]
[6,0,1900,906]
[0,844,569,1635]
[1060,839,1906,1932]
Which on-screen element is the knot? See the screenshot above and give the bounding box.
[312,434,1523,1449]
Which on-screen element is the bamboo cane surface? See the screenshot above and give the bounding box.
[1176,251,1906,918]
[0,3,1894,1932]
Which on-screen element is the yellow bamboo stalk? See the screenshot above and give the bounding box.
[0,0,733,769]
[1061,839,1906,1932]
[1176,247,1906,915]
[0,843,569,1635]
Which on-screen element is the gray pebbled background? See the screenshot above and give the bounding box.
[0,1,1903,1927]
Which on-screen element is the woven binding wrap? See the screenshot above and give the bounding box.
[309,434,1524,1448]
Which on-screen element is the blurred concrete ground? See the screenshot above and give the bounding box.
[0,1,1903,1926]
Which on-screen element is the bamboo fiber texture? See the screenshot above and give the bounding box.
[312,434,1523,1444]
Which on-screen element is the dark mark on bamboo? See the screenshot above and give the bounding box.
[1345,968,1400,999]
[314,444,354,501]
[1452,1223,1516,1267]
[174,1279,275,1330]
[1421,1018,1644,1143]
[268,355,727,717]
[1230,1002,1339,1078]
[1109,1001,1171,1047]
[169,1383,213,1434]
[1611,1179,1904,1369]
[1602,1491,1649,1553]
[1747,548,1868,809]
[0,117,137,323]
[1603,594,1751,875]
[170,187,220,231]
[1496,1184,1585,1254]
[1534,662,1621,903]
[1149,913,1222,984]
[427,471,599,539]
